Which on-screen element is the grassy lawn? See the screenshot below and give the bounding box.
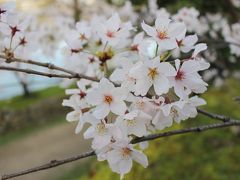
[57,79,240,180]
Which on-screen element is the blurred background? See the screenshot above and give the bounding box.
[0,0,240,179]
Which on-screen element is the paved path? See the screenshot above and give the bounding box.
[0,122,91,180]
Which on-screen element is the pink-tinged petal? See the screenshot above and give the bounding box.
[153,76,170,95]
[158,38,177,50]
[174,82,189,99]
[169,22,186,39]
[119,159,132,175]
[181,60,200,74]
[183,34,198,46]
[83,126,95,139]
[141,21,156,37]
[0,23,10,35]
[134,78,152,96]
[155,17,171,29]
[75,119,84,134]
[66,111,81,122]
[93,104,110,119]
[108,150,121,165]
[98,78,115,94]
[198,59,210,70]
[161,104,172,116]
[92,135,111,149]
[193,43,207,57]
[189,96,206,106]
[181,46,193,53]
[131,150,148,168]
[110,69,126,82]
[158,62,177,76]
[134,32,144,44]
[110,101,127,116]
[86,90,102,105]
[106,13,121,31]
[131,121,147,137]
[112,87,128,100]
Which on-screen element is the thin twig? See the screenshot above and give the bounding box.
[197,108,231,122]
[0,54,76,75]
[1,109,240,180]
[0,66,99,82]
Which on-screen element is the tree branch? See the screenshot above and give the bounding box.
[1,109,239,180]
[0,54,79,76]
[0,66,99,82]
[197,108,231,122]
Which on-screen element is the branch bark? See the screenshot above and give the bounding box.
[1,109,240,180]
[0,54,78,75]
[0,66,99,82]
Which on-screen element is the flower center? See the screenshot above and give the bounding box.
[79,33,86,40]
[10,26,20,37]
[136,101,145,110]
[125,119,136,126]
[104,95,113,104]
[96,123,107,136]
[0,9,6,15]
[177,40,183,47]
[157,30,168,40]
[130,44,139,51]
[148,67,158,80]
[106,31,115,38]
[121,147,132,159]
[79,91,87,99]
[175,70,185,81]
[19,37,27,46]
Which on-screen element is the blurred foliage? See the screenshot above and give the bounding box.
[57,78,240,180]
[0,86,65,109]
[127,0,240,22]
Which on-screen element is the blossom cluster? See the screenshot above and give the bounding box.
[62,12,209,178]
[1,1,235,179]
[0,2,37,61]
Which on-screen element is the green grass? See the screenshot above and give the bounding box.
[0,86,65,109]
[58,78,240,180]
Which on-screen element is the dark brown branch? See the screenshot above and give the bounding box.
[0,66,99,82]
[1,109,240,180]
[0,54,78,75]
[131,119,240,144]
[197,108,231,122]
[1,151,95,180]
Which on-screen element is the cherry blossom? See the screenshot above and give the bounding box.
[86,78,127,119]
[107,140,148,179]
[170,59,208,99]
[141,17,186,51]
[131,58,176,96]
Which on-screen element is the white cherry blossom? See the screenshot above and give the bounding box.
[141,17,186,51]
[107,140,148,179]
[131,58,176,96]
[86,78,127,119]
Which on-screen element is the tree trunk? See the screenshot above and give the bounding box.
[20,81,30,97]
